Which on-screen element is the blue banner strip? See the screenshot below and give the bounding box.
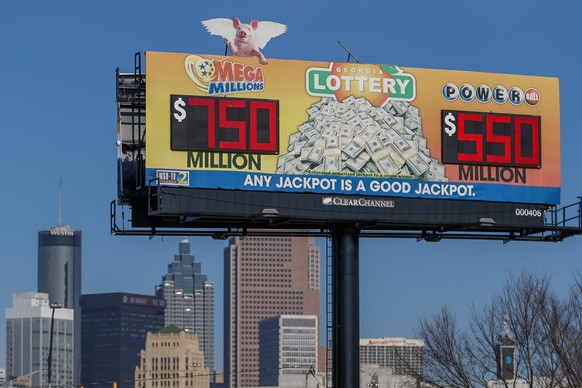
[146,169,560,205]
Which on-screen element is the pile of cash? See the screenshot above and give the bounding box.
[276,96,448,182]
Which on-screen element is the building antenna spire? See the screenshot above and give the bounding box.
[58,176,63,226]
[502,313,511,338]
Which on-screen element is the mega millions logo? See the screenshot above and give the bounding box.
[184,55,265,96]
[306,63,416,107]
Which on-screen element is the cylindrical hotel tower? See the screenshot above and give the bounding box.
[38,225,82,384]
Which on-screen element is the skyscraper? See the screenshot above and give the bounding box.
[259,315,318,387]
[194,281,215,375]
[5,292,75,388]
[156,238,215,374]
[80,293,166,388]
[359,338,424,375]
[224,235,320,388]
[37,225,82,384]
[135,326,210,388]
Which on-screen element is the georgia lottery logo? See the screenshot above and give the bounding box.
[306,63,416,107]
[184,54,265,96]
[442,82,540,107]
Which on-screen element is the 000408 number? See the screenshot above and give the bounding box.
[515,208,542,217]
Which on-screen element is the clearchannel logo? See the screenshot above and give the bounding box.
[442,82,540,107]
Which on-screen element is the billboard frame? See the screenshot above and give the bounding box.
[113,52,581,242]
[110,191,582,243]
[142,51,561,206]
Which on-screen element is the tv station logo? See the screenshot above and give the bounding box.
[442,82,540,106]
[156,170,189,186]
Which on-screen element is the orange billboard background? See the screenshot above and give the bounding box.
[144,51,560,204]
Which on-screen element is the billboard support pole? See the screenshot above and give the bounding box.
[331,224,360,388]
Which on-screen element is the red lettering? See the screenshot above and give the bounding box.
[174,95,279,154]
[457,112,483,163]
[514,116,540,166]
[188,97,215,148]
[249,101,278,152]
[218,99,246,150]
[243,65,255,81]
[214,60,233,81]
[486,114,511,164]
[254,67,264,82]
[233,63,244,81]
[442,110,541,168]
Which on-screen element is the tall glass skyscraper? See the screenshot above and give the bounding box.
[224,235,321,388]
[259,315,318,387]
[5,292,75,388]
[156,238,215,374]
[80,293,166,388]
[37,225,82,384]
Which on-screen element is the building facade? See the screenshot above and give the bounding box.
[37,225,82,384]
[224,235,320,388]
[259,315,318,387]
[360,365,421,388]
[135,326,209,388]
[359,337,424,376]
[156,238,215,374]
[495,333,516,381]
[194,281,215,375]
[80,293,166,388]
[5,292,74,388]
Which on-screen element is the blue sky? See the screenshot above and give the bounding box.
[1,0,582,371]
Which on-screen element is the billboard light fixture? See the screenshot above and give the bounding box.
[417,231,441,243]
[479,217,496,227]
[211,232,229,240]
[181,215,201,223]
[261,208,280,218]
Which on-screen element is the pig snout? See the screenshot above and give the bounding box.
[235,25,253,42]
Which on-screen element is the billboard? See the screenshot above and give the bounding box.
[144,51,560,205]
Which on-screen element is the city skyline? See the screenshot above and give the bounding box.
[156,238,215,374]
[1,0,582,376]
[223,235,321,388]
[37,225,82,384]
[5,293,75,388]
[135,326,210,388]
[80,292,166,388]
[258,315,319,387]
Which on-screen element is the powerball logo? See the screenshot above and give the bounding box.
[184,55,265,96]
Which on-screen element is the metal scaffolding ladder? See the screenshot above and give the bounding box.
[116,52,146,202]
[325,234,334,387]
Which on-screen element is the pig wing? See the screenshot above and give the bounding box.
[255,21,287,49]
[201,18,236,43]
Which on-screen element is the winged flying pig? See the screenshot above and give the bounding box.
[201,17,287,64]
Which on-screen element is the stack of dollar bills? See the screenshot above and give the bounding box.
[277,96,448,182]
